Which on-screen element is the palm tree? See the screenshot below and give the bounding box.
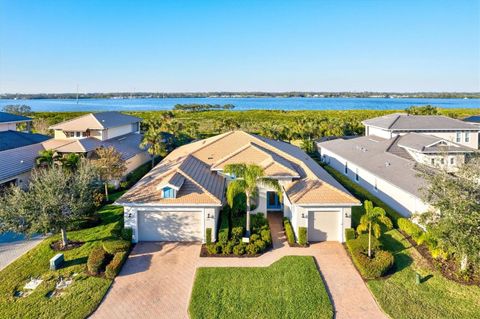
[356,200,393,258]
[36,149,60,168]
[60,153,81,171]
[224,163,283,236]
[141,124,168,168]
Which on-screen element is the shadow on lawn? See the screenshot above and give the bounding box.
[381,232,413,275]
[63,256,88,268]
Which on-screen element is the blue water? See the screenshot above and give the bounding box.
[0,97,479,112]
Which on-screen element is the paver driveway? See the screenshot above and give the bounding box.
[92,213,386,319]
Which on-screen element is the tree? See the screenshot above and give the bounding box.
[141,121,168,168]
[33,118,50,135]
[36,149,61,168]
[419,157,480,270]
[224,163,282,236]
[0,160,98,247]
[92,147,127,201]
[405,105,439,115]
[1,104,31,115]
[60,153,81,172]
[357,200,393,258]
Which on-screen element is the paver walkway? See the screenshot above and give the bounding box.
[92,212,387,319]
[0,237,44,271]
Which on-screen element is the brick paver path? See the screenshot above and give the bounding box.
[92,212,387,319]
[0,237,43,271]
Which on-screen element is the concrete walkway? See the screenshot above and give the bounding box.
[92,213,387,319]
[0,237,44,271]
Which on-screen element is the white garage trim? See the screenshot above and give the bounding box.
[307,209,342,242]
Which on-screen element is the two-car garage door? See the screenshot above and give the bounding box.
[138,211,203,242]
[308,211,340,242]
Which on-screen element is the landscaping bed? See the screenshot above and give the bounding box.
[283,217,308,247]
[0,202,129,319]
[189,256,333,319]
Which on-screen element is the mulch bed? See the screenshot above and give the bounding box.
[50,240,84,251]
[399,230,480,286]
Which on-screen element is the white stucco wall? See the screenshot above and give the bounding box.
[124,151,152,175]
[405,149,465,172]
[104,124,135,140]
[0,122,17,131]
[319,147,429,217]
[365,126,394,139]
[0,171,32,190]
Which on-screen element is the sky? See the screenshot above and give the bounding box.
[0,0,479,93]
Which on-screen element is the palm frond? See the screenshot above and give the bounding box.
[226,179,246,208]
[373,223,382,238]
[259,177,283,202]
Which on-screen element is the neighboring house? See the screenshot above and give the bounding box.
[117,130,360,244]
[46,111,151,174]
[0,112,49,188]
[463,115,480,123]
[317,114,480,217]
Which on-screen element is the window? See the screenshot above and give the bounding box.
[456,132,461,143]
[344,162,348,175]
[75,131,81,138]
[355,168,359,182]
[465,132,470,143]
[431,158,435,166]
[450,157,455,165]
[162,187,175,198]
[440,158,445,165]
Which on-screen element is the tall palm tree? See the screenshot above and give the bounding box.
[60,153,81,172]
[357,200,393,258]
[36,149,60,168]
[224,163,283,236]
[141,125,167,168]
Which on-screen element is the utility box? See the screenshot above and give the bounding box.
[50,253,64,270]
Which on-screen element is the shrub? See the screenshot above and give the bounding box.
[246,243,260,255]
[222,241,236,255]
[87,247,108,275]
[206,228,212,244]
[105,251,128,279]
[218,208,229,243]
[260,229,272,245]
[346,234,381,254]
[233,243,246,256]
[251,213,268,232]
[206,243,221,255]
[254,240,267,252]
[102,239,131,254]
[298,227,307,246]
[121,228,133,241]
[350,249,394,279]
[283,218,295,244]
[250,234,260,242]
[398,218,424,243]
[345,228,356,241]
[231,227,244,241]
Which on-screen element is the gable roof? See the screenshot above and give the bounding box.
[396,133,476,153]
[118,131,359,207]
[49,111,141,131]
[362,113,478,131]
[0,131,50,151]
[0,112,31,124]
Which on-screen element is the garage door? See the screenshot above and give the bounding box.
[308,211,340,242]
[138,211,203,242]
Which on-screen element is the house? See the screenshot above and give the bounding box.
[0,112,50,188]
[317,114,480,217]
[117,130,360,244]
[463,115,480,123]
[45,111,151,174]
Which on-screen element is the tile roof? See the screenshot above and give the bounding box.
[0,131,50,151]
[118,131,359,206]
[0,143,45,182]
[363,113,479,131]
[0,112,32,123]
[49,111,141,131]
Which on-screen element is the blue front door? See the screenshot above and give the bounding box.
[267,192,282,210]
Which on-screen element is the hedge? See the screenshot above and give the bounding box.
[346,235,393,279]
[298,227,307,246]
[206,228,212,244]
[283,218,295,244]
[121,228,133,241]
[105,251,128,279]
[346,234,381,253]
[345,228,356,241]
[218,208,229,243]
[102,239,131,254]
[87,247,108,275]
[397,218,424,242]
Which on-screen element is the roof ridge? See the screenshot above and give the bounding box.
[49,113,95,129]
[211,141,254,168]
[190,131,236,158]
[177,156,221,203]
[387,114,402,129]
[90,113,106,129]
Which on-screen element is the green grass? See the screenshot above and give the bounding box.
[368,230,480,319]
[188,256,333,319]
[0,203,125,319]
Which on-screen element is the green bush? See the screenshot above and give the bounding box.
[105,251,128,279]
[397,218,424,242]
[346,234,381,253]
[102,239,131,254]
[298,227,307,246]
[206,228,212,244]
[345,228,356,241]
[350,249,395,279]
[87,247,108,275]
[283,218,295,244]
[218,208,229,243]
[231,227,244,241]
[206,243,221,255]
[260,229,272,245]
[233,243,246,256]
[121,228,133,241]
[250,234,260,242]
[246,243,260,255]
[251,213,268,232]
[254,240,267,252]
[222,241,236,255]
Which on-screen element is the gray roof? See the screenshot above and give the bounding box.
[463,115,480,123]
[396,133,476,153]
[318,135,427,196]
[102,133,146,160]
[0,143,45,183]
[363,113,479,131]
[0,131,50,151]
[0,112,32,124]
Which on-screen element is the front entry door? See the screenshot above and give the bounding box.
[267,192,282,210]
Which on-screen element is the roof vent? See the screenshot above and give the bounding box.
[385,161,391,167]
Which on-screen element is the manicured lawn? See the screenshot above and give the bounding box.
[189,256,333,319]
[0,202,125,319]
[368,230,480,319]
